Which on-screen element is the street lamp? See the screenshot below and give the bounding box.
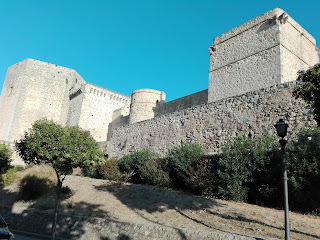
[274,119,290,240]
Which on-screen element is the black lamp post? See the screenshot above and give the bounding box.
[274,119,290,240]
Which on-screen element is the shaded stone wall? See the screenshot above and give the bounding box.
[106,81,316,159]
[154,89,208,116]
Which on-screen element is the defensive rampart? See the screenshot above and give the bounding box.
[105,81,316,158]
[154,89,208,116]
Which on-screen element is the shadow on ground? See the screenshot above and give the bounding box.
[94,182,320,240]
[95,183,224,214]
[0,183,114,239]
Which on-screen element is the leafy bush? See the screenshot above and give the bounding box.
[247,145,282,207]
[293,64,320,126]
[0,144,12,174]
[19,174,51,200]
[99,158,123,181]
[140,159,171,187]
[117,151,159,183]
[1,168,17,186]
[166,142,203,189]
[286,127,320,213]
[182,155,218,196]
[216,136,278,202]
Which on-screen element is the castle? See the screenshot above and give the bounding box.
[0,8,319,164]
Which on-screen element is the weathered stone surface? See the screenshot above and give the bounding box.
[154,89,208,116]
[0,59,85,143]
[129,89,166,124]
[77,83,130,142]
[208,8,319,103]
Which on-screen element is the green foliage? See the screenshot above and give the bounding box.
[0,168,17,186]
[140,158,171,187]
[15,119,104,179]
[248,145,282,207]
[286,127,320,213]
[293,64,320,126]
[19,174,51,200]
[0,144,12,174]
[67,126,104,177]
[99,158,123,181]
[182,156,218,196]
[15,119,105,238]
[166,142,203,189]
[117,151,159,183]
[216,136,278,202]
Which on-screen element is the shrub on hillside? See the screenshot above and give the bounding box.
[182,155,218,196]
[117,151,159,183]
[247,144,282,207]
[286,127,320,214]
[140,158,171,187]
[99,158,123,181]
[19,174,52,200]
[1,168,17,186]
[166,142,203,189]
[0,144,12,174]
[216,136,278,202]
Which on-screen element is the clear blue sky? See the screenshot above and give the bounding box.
[0,0,319,101]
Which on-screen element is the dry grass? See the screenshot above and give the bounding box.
[1,166,319,239]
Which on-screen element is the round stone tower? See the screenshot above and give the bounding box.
[129,89,166,124]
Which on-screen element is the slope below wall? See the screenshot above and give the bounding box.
[106,81,315,158]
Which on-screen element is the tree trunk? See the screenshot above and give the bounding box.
[51,179,62,240]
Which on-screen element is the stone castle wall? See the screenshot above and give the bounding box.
[105,81,316,159]
[154,89,208,116]
[78,83,130,142]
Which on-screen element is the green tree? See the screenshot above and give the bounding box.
[117,150,158,183]
[166,142,203,189]
[286,127,320,213]
[216,136,278,202]
[15,119,103,240]
[293,64,320,126]
[0,144,12,175]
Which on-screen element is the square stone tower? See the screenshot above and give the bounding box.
[208,8,319,103]
[0,59,85,143]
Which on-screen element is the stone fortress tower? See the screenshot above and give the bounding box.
[129,89,166,124]
[208,8,319,103]
[0,59,85,143]
[0,8,319,163]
